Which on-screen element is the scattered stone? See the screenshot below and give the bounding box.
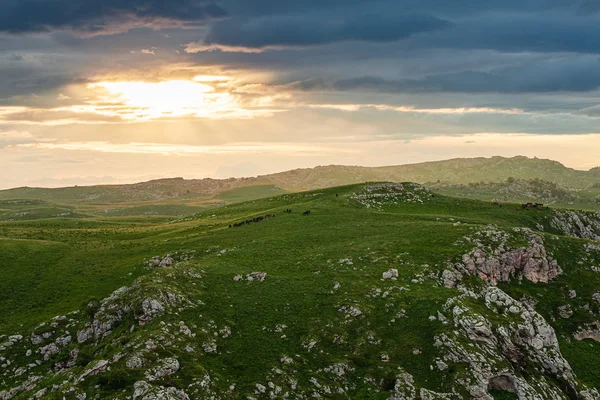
[40,343,60,360]
[146,358,179,381]
[382,268,399,280]
[558,304,574,319]
[80,360,109,379]
[132,381,190,400]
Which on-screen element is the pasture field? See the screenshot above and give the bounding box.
[0,183,599,399]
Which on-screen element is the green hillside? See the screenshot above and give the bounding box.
[1,157,598,209]
[1,183,599,399]
[432,178,600,210]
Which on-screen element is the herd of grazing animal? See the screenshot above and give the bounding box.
[518,202,548,211]
[229,213,274,228]
[493,201,549,211]
[229,208,311,228]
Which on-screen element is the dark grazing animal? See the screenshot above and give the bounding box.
[303,210,311,215]
[230,213,274,228]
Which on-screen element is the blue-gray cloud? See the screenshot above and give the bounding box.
[0,0,226,34]
[202,13,450,49]
[318,57,600,93]
[417,14,600,54]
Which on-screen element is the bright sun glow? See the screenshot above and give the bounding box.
[85,79,261,121]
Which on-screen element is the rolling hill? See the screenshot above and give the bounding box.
[0,183,599,399]
[0,157,598,218]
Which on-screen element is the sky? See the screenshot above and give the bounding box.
[1,0,600,189]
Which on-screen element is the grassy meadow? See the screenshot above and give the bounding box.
[0,182,599,398]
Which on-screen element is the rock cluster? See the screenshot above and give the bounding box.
[351,183,433,209]
[551,210,600,240]
[145,251,197,269]
[233,272,267,281]
[574,321,600,343]
[445,228,561,287]
[382,268,398,280]
[147,255,174,268]
[0,262,205,400]
[435,287,599,399]
[76,284,188,343]
[133,381,190,400]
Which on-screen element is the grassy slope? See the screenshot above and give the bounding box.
[1,183,598,398]
[1,156,598,206]
[432,178,600,210]
[215,185,287,203]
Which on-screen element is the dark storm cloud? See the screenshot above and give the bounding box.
[202,13,450,49]
[0,0,226,34]
[219,0,579,17]
[3,0,600,99]
[578,0,600,14]
[332,57,600,93]
[0,65,87,101]
[420,14,600,54]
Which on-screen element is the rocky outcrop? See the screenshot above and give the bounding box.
[388,370,454,399]
[435,287,599,399]
[79,360,109,380]
[77,283,189,343]
[145,251,197,269]
[0,262,204,400]
[351,183,433,209]
[0,376,41,400]
[146,358,179,381]
[551,210,600,241]
[132,381,190,400]
[445,228,561,287]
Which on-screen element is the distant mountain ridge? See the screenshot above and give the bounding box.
[0,156,598,204]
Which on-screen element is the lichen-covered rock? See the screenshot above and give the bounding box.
[247,272,267,281]
[435,287,598,399]
[352,183,433,209]
[77,282,189,343]
[558,304,573,319]
[574,321,600,343]
[551,211,600,241]
[146,358,179,381]
[445,228,561,287]
[382,268,399,280]
[127,354,145,369]
[132,381,190,400]
[39,343,60,360]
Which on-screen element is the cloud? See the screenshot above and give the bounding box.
[0,0,227,35]
[576,105,600,117]
[422,14,600,54]
[183,42,264,53]
[0,130,35,147]
[141,47,157,55]
[199,13,450,50]
[0,77,284,125]
[307,104,526,115]
[331,57,600,93]
[17,140,354,156]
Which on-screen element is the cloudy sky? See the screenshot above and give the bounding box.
[1,0,600,188]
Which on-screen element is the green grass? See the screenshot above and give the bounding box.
[0,182,599,398]
[215,185,287,203]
